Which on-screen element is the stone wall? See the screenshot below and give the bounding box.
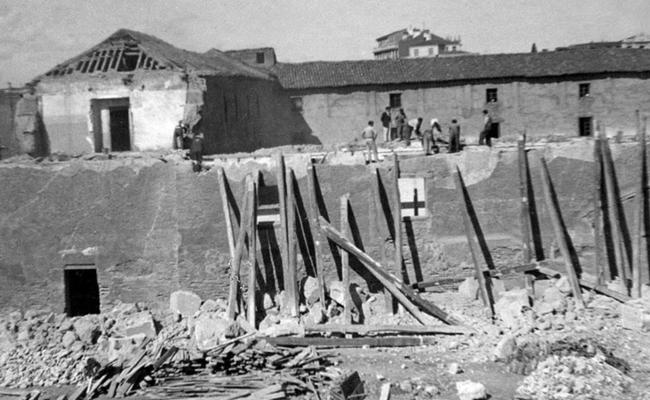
[290,75,650,146]
[0,139,646,313]
[0,89,21,159]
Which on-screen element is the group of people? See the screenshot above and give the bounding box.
[362,107,495,162]
[173,120,204,171]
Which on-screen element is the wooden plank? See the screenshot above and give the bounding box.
[371,167,396,314]
[593,128,607,284]
[539,158,585,307]
[632,111,646,298]
[247,171,259,327]
[319,217,457,325]
[227,175,252,320]
[218,168,237,259]
[265,336,438,348]
[518,133,532,263]
[304,324,469,335]
[455,167,494,317]
[391,154,405,284]
[275,154,289,300]
[340,193,352,323]
[285,167,299,317]
[306,165,328,307]
[600,127,631,289]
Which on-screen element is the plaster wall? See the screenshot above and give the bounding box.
[293,76,650,146]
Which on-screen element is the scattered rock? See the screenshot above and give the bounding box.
[118,311,157,339]
[494,335,517,361]
[456,380,487,400]
[448,362,463,374]
[306,303,325,325]
[554,275,572,295]
[424,384,440,395]
[303,276,321,305]
[259,318,304,338]
[106,334,146,362]
[200,299,226,313]
[328,281,346,306]
[72,316,101,344]
[61,331,78,349]
[170,290,202,318]
[458,277,479,300]
[193,314,233,350]
[542,286,567,313]
[399,379,413,392]
[263,293,275,310]
[495,289,530,328]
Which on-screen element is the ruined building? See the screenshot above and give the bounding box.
[373,27,464,60]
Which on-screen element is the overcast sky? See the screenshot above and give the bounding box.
[1,0,648,86]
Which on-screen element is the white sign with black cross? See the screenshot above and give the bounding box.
[257,204,280,225]
[398,177,427,218]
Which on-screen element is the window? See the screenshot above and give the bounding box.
[389,93,402,108]
[486,88,498,103]
[428,47,434,55]
[579,117,593,136]
[579,83,590,98]
[256,52,265,64]
[398,177,427,218]
[413,48,419,57]
[290,96,303,112]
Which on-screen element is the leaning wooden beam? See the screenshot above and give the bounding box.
[518,133,533,264]
[455,167,494,317]
[285,167,299,317]
[265,336,438,348]
[391,154,406,284]
[275,154,289,294]
[319,217,457,325]
[247,171,259,327]
[227,175,252,320]
[340,193,353,323]
[632,111,646,298]
[539,158,585,307]
[218,168,237,259]
[600,128,631,289]
[592,127,607,284]
[306,165,328,307]
[304,324,470,336]
[371,167,396,313]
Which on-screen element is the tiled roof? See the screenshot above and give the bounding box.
[271,48,650,90]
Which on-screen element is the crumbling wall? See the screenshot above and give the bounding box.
[292,76,650,146]
[0,139,645,313]
[0,89,22,159]
[37,71,188,154]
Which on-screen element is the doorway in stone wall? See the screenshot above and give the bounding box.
[90,97,131,152]
[109,106,131,151]
[64,266,100,317]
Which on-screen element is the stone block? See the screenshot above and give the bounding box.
[170,290,202,318]
[328,280,345,306]
[121,311,157,339]
[493,335,517,361]
[495,289,530,328]
[193,314,232,351]
[620,299,650,331]
[259,317,304,338]
[306,303,325,325]
[303,276,320,305]
[542,286,567,313]
[554,276,572,295]
[458,277,479,300]
[72,316,101,344]
[199,299,226,313]
[107,333,147,362]
[456,380,487,400]
[61,331,78,349]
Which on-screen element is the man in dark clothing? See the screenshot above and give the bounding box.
[479,110,493,147]
[190,131,204,172]
[396,109,408,145]
[173,120,186,150]
[448,119,461,153]
[380,107,392,142]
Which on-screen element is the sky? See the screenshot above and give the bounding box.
[0,0,649,86]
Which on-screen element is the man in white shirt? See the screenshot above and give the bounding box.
[361,120,379,163]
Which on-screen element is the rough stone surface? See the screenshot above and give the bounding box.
[458,277,479,300]
[193,314,232,351]
[170,291,202,318]
[456,380,487,400]
[493,335,517,361]
[495,289,531,328]
[61,331,78,349]
[119,311,157,339]
[620,299,650,331]
[303,276,320,305]
[72,317,101,345]
[328,280,346,306]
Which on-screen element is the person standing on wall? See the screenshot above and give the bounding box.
[362,120,379,163]
[408,117,423,141]
[396,109,408,145]
[380,107,392,143]
[479,109,493,147]
[429,118,443,153]
[173,120,187,150]
[190,131,205,172]
[448,119,461,153]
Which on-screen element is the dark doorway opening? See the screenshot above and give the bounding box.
[64,267,100,317]
[110,107,131,151]
[579,117,593,137]
[491,122,500,138]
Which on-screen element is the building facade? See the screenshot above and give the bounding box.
[373,28,463,60]
[272,48,650,145]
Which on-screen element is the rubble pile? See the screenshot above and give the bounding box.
[515,354,633,400]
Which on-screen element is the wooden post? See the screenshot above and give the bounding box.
[600,127,630,290]
[392,154,406,284]
[371,167,396,313]
[455,168,494,317]
[285,167,299,317]
[592,126,607,284]
[217,168,237,259]
[227,175,252,320]
[306,165,328,307]
[340,194,352,323]
[517,133,532,264]
[275,154,289,295]
[632,111,646,298]
[247,171,259,327]
[539,158,585,307]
